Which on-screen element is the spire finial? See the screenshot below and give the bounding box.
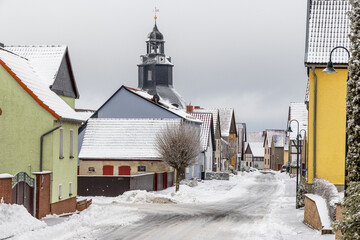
[153,7,159,22]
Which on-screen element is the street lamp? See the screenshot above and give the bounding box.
[287,119,301,208]
[323,46,350,196]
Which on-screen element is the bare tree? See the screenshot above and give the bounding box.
[156,123,201,191]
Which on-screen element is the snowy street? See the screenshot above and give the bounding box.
[3,172,335,240]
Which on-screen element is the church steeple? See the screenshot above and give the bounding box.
[137,20,186,109]
[146,23,165,55]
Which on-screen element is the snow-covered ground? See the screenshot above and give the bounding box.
[2,171,335,240]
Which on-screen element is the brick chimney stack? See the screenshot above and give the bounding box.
[186,105,193,113]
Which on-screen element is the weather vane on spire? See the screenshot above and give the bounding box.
[153,7,159,21]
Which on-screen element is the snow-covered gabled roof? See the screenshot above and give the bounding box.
[288,102,308,140]
[0,48,84,122]
[218,108,235,137]
[305,0,351,65]
[248,142,264,158]
[79,118,182,160]
[75,109,96,121]
[189,112,214,152]
[193,108,221,137]
[264,130,285,147]
[125,86,201,124]
[272,135,285,148]
[4,45,79,98]
[247,131,264,143]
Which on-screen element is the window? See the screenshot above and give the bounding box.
[88,167,95,173]
[70,129,74,159]
[59,128,64,159]
[69,182,72,196]
[138,166,146,172]
[58,184,62,199]
[147,70,152,81]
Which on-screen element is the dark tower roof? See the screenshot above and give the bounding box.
[138,22,186,109]
[147,23,164,41]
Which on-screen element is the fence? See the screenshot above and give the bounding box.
[78,171,174,197]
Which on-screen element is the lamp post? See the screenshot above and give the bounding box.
[300,129,307,178]
[323,46,350,196]
[287,119,300,208]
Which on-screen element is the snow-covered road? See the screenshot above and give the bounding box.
[5,172,335,240]
[100,173,280,240]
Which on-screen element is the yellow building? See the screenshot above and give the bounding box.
[304,0,350,190]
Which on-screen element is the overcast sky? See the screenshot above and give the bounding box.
[0,0,308,132]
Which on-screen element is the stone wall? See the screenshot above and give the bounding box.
[51,197,76,215]
[304,195,322,230]
[335,203,344,240]
[205,172,229,180]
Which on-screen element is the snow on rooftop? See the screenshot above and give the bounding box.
[79,118,182,160]
[289,102,308,140]
[246,132,264,143]
[75,109,96,121]
[218,108,234,137]
[265,130,285,147]
[125,87,201,124]
[4,45,67,86]
[0,48,84,122]
[305,0,351,64]
[273,135,285,148]
[189,112,213,151]
[248,142,264,157]
[193,108,220,137]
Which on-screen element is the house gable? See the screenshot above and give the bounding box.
[94,86,180,119]
[51,53,78,99]
[245,145,252,155]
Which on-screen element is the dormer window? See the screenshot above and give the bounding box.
[148,70,152,81]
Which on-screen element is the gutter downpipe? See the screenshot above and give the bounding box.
[40,118,63,171]
[311,67,317,181]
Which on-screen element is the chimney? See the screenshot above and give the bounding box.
[186,105,193,113]
[194,106,201,109]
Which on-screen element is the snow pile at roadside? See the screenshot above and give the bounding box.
[13,202,143,240]
[91,171,260,205]
[313,178,340,220]
[0,203,46,239]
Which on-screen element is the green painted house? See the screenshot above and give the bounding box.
[0,45,84,215]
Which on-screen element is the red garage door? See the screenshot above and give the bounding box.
[119,166,131,175]
[103,165,114,175]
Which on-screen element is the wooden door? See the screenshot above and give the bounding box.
[103,165,114,175]
[118,166,130,175]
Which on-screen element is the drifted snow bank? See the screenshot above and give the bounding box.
[91,171,261,205]
[0,203,46,239]
[12,202,142,240]
[313,178,340,221]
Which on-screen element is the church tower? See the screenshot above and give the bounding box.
[138,22,186,108]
